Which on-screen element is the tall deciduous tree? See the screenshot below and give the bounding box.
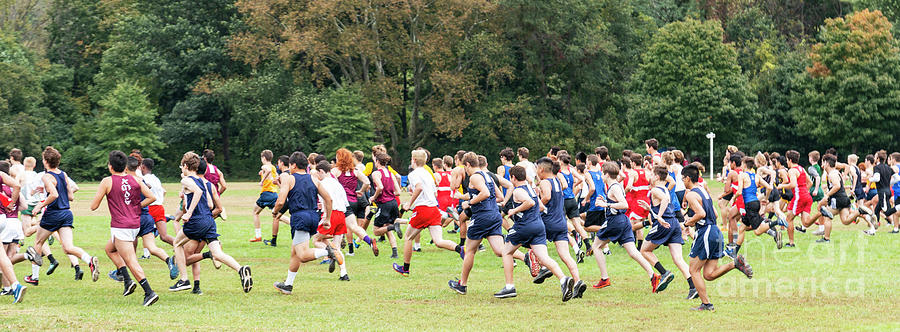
[792,9,900,152]
[628,18,756,155]
[94,81,165,159]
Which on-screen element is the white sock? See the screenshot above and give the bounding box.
[413,243,421,250]
[285,271,297,286]
[314,248,328,259]
[505,283,515,289]
[2,287,9,292]
[560,278,567,285]
[339,263,347,276]
[32,264,40,277]
[817,225,825,232]
[255,228,262,238]
[81,253,91,264]
[143,248,150,257]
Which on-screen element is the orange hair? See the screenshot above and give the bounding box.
[335,148,355,172]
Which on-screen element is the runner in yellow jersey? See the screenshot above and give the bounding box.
[250,150,279,242]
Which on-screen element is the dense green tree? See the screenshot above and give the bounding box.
[313,87,375,157]
[792,9,900,152]
[94,81,165,158]
[628,19,757,156]
[0,33,47,154]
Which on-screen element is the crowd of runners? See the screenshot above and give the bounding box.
[1,140,896,310]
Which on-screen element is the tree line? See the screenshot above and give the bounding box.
[0,0,898,180]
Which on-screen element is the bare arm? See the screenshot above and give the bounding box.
[539,179,552,205]
[34,174,58,212]
[581,174,595,206]
[354,170,371,197]
[506,187,533,217]
[272,175,293,215]
[315,177,333,228]
[180,177,202,221]
[217,169,227,194]
[684,192,704,227]
[139,180,156,208]
[0,172,20,210]
[89,178,111,211]
[371,172,384,202]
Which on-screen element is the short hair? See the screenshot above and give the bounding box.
[662,151,675,165]
[442,155,454,169]
[432,158,444,170]
[825,147,837,157]
[824,154,838,167]
[352,150,365,163]
[536,157,554,174]
[202,149,215,162]
[9,148,22,162]
[316,160,332,173]
[278,155,290,167]
[575,152,587,164]
[455,150,467,162]
[682,164,700,183]
[372,144,387,155]
[375,153,391,167]
[729,153,743,166]
[109,151,128,172]
[742,156,755,169]
[644,138,659,150]
[261,149,274,162]
[42,146,61,168]
[586,154,599,166]
[477,155,487,168]
[576,163,586,173]
[517,147,529,159]
[181,151,201,171]
[775,155,787,168]
[808,150,820,163]
[847,154,859,163]
[652,165,668,180]
[630,154,642,167]
[499,148,515,162]
[620,157,632,169]
[727,145,738,153]
[290,152,308,169]
[142,158,155,172]
[462,152,478,167]
[601,160,620,177]
[509,165,527,181]
[550,146,561,156]
[559,154,571,166]
[198,160,208,175]
[0,160,8,174]
[785,150,800,164]
[596,146,609,160]
[892,152,900,163]
[307,153,318,165]
[754,152,767,168]
[673,150,684,163]
[126,156,140,172]
[24,157,35,168]
[690,161,705,173]
[622,149,633,158]
[314,154,326,164]
[866,154,876,164]
[412,150,427,166]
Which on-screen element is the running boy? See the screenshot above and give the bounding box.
[250,150,279,242]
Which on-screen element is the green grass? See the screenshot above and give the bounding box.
[2,181,898,331]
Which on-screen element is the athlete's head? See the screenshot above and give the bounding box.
[42,146,61,169]
[335,148,355,172]
[808,150,820,165]
[375,153,391,168]
[442,155,454,170]
[259,150,273,163]
[517,147,529,160]
[622,149,633,159]
[774,155,787,168]
[651,165,667,183]
[847,154,859,165]
[892,152,900,164]
[620,157,632,169]
[462,152,478,169]
[549,146,560,158]
[499,148,514,163]
[411,150,427,167]
[455,150,467,164]
[559,154,571,166]
[755,152,767,168]
[690,161,705,174]
[202,149,215,163]
[729,152,743,168]
[586,154,599,167]
[742,157,755,170]
[785,150,800,165]
[825,147,837,157]
[9,148,22,163]
[316,160,332,178]
[629,154,642,168]
[823,154,838,169]
[142,158,155,174]
[662,151,675,166]
[181,151,201,172]
[352,150,365,163]
[576,163,586,174]
[371,144,387,159]
[575,152,587,165]
[876,150,887,163]
[509,165,527,182]
[644,138,658,153]
[278,155,290,169]
[108,150,127,173]
[866,154,875,165]
[682,164,700,185]
[126,156,140,173]
[0,161,8,174]
[432,158,444,171]
[601,160,620,179]
[536,157,554,178]
[477,155,488,168]
[673,150,685,164]
[23,156,35,170]
[596,146,609,161]
[290,152,308,170]
[198,160,208,175]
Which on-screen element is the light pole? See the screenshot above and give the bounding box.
[706,132,715,180]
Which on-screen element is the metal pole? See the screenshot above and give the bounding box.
[706,132,715,180]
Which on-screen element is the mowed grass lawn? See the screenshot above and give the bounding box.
[2,181,898,331]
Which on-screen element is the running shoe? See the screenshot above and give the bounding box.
[447,207,459,221]
[191,288,203,295]
[734,255,753,279]
[89,256,100,282]
[526,249,540,277]
[691,303,715,311]
[819,206,834,219]
[816,238,830,243]
[263,239,277,247]
[812,229,825,236]
[651,273,661,293]
[392,263,409,276]
[863,229,876,236]
[143,291,159,306]
[686,288,699,300]
[74,269,83,281]
[371,240,379,257]
[560,277,575,302]
[123,279,137,296]
[773,228,783,249]
[46,260,59,275]
[572,280,587,298]
[795,225,806,233]
[339,275,350,281]
[167,257,179,280]
[493,286,517,298]
[23,275,38,286]
[249,237,262,242]
[393,223,404,239]
[274,281,292,295]
[25,246,42,266]
[576,250,585,264]
[169,279,191,292]
[724,243,737,260]
[239,266,253,293]
[108,269,124,282]
[533,268,553,284]
[448,279,467,295]
[593,279,611,289]
[12,283,26,304]
[602,247,611,255]
[656,271,674,293]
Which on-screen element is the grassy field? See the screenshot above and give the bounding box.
[1,181,898,331]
